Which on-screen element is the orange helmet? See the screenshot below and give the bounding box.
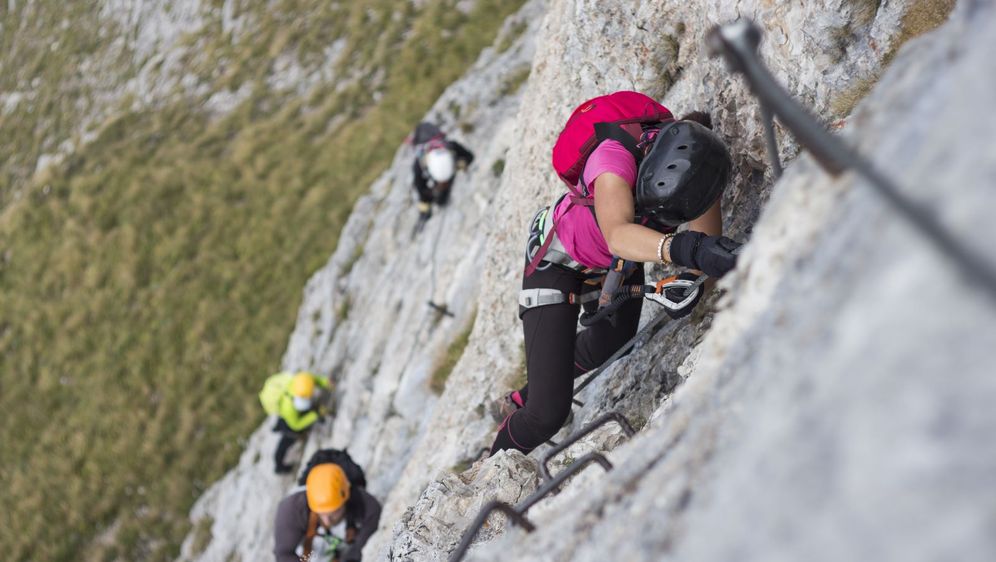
[306,464,350,513]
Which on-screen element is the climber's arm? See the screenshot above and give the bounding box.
[280,397,318,432]
[594,172,674,262]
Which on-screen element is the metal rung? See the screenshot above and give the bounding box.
[448,453,614,562]
[448,500,536,562]
[538,412,635,481]
[450,414,633,561]
[516,452,613,514]
[707,19,996,303]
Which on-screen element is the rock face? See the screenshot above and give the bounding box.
[389,451,538,561]
[178,2,544,560]
[460,2,996,560]
[183,0,996,561]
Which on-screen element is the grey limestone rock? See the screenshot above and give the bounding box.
[388,451,538,562]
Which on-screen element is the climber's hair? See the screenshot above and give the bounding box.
[680,110,713,129]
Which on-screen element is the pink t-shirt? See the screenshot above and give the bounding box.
[552,140,638,269]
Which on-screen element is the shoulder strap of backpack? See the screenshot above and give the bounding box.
[593,122,645,166]
[303,511,319,558]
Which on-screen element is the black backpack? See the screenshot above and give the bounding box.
[412,121,444,145]
[298,448,368,489]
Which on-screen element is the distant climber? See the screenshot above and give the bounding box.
[489,91,742,455]
[408,121,474,235]
[259,371,332,474]
[273,449,382,562]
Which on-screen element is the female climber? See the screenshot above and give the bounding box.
[490,91,741,455]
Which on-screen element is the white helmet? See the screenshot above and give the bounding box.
[425,148,455,183]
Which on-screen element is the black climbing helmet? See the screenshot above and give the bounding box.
[635,120,732,227]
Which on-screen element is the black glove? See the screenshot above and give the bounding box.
[669,231,741,278]
[663,272,703,319]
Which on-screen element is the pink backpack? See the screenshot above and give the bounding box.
[525,92,672,275]
[553,91,672,197]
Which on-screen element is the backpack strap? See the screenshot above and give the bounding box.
[303,511,319,558]
[592,117,674,173]
[593,122,645,166]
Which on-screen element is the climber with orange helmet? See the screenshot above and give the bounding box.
[259,371,332,474]
[273,460,382,562]
[408,121,475,235]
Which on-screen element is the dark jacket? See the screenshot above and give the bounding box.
[273,486,382,562]
[412,139,475,204]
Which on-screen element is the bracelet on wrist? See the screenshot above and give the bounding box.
[657,233,675,264]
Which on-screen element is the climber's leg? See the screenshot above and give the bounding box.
[491,265,582,454]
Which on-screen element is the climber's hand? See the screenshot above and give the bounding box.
[669,232,741,278]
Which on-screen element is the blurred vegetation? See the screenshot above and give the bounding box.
[830,0,954,117]
[0,0,525,560]
[498,65,532,97]
[189,516,214,557]
[430,311,477,395]
[884,0,956,65]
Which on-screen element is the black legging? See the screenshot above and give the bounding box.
[490,262,644,454]
[273,419,304,469]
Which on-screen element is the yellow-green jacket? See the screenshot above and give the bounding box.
[277,374,331,431]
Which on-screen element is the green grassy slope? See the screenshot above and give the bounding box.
[0,1,525,560]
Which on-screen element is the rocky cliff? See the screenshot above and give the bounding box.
[181,0,996,561]
[177,2,544,559]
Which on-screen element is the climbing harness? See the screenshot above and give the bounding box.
[517,267,710,407]
[304,515,348,562]
[708,19,996,303]
[517,267,708,316]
